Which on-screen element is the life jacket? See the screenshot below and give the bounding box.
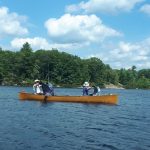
[40,82,51,94]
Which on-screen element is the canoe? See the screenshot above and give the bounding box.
[19,92,118,104]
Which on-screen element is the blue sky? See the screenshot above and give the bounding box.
[0,0,150,69]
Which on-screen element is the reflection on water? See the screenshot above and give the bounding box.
[0,86,150,150]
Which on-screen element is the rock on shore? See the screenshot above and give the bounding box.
[104,83,124,89]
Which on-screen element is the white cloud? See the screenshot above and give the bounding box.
[66,0,144,14]
[45,14,121,44]
[140,4,150,15]
[88,40,150,69]
[11,37,50,50]
[118,41,140,53]
[10,37,84,51]
[0,7,28,38]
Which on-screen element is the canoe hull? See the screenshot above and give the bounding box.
[19,92,118,104]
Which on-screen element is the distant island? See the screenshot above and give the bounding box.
[0,42,149,89]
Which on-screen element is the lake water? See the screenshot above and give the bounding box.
[0,86,150,150]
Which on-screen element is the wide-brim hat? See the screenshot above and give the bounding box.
[34,79,40,82]
[83,81,89,86]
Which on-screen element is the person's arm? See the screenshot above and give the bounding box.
[33,84,36,94]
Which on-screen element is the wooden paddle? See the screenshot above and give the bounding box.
[43,95,48,102]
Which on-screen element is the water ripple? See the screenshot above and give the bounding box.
[0,87,150,150]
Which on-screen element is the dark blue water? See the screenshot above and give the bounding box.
[0,86,150,150]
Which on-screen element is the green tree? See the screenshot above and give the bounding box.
[136,77,150,89]
[0,43,149,88]
[20,42,32,54]
[138,69,150,79]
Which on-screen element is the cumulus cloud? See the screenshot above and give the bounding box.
[11,37,50,50]
[10,37,84,51]
[88,40,150,69]
[66,0,144,14]
[140,4,150,15]
[0,7,28,38]
[45,14,121,44]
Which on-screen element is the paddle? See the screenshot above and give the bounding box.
[43,95,48,103]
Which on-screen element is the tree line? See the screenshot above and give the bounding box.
[0,42,149,89]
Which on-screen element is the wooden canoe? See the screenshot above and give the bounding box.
[19,92,118,104]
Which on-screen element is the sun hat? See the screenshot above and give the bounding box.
[34,79,40,82]
[83,81,89,86]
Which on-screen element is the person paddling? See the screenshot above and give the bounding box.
[33,79,43,95]
[82,81,91,96]
[47,82,54,96]
[92,85,100,96]
[39,81,54,96]
[39,81,55,102]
